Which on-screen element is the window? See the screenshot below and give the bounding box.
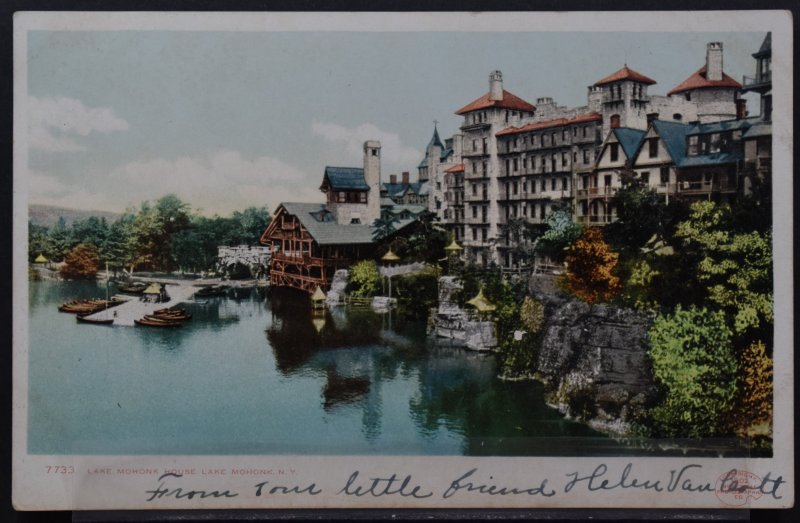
[610,143,619,162]
[640,171,650,185]
[372,149,378,156]
[505,159,510,175]
[562,152,568,166]
[562,130,568,140]
[513,158,518,171]
[660,167,670,185]
[472,228,477,241]
[482,161,488,175]
[648,138,659,158]
[350,217,361,224]
[541,179,546,192]
[482,206,487,223]
[540,135,545,147]
[573,127,578,136]
[551,178,556,191]
[338,191,346,203]
[688,135,699,156]
[673,113,682,121]
[610,114,621,129]
[583,126,588,137]
[684,92,691,101]
[359,192,367,203]
[522,157,528,170]
[710,133,721,153]
[472,206,478,218]
[562,177,568,191]
[483,138,488,154]
[540,204,546,219]
[472,183,477,196]
[473,139,478,152]
[436,182,441,190]
[482,228,487,242]
[573,151,578,163]
[583,149,590,163]
[513,181,518,195]
[472,162,478,174]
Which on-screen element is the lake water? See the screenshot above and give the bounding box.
[28,280,639,456]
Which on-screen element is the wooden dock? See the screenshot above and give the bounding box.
[82,283,199,326]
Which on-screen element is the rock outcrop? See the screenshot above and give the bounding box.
[534,294,656,433]
[326,269,349,306]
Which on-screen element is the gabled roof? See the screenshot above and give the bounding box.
[382,182,410,197]
[612,128,647,159]
[455,90,536,115]
[444,163,465,173]
[277,202,376,245]
[321,167,369,191]
[441,147,453,161]
[593,65,657,87]
[667,65,742,96]
[647,120,690,165]
[496,112,602,137]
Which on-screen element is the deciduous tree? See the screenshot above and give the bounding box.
[59,243,101,280]
[564,227,621,304]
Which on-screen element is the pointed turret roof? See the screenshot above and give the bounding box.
[455,90,536,115]
[667,65,742,96]
[593,65,656,87]
[427,125,444,149]
[753,32,771,58]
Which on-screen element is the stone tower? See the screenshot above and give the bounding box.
[363,140,381,225]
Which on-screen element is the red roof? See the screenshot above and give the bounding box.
[495,112,602,137]
[593,65,657,87]
[444,163,465,173]
[455,90,536,115]
[667,65,742,96]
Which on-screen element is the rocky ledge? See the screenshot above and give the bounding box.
[534,294,656,435]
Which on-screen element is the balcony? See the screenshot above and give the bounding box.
[742,73,771,92]
[668,181,738,195]
[575,186,616,199]
[576,214,614,225]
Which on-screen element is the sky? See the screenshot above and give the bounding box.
[25,29,767,217]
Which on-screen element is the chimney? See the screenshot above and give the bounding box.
[363,140,381,225]
[489,70,503,101]
[390,174,397,184]
[402,172,410,184]
[706,42,723,82]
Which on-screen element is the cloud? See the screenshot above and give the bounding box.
[311,121,422,169]
[27,169,118,212]
[107,150,321,216]
[28,96,129,153]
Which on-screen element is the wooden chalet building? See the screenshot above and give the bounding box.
[260,140,423,293]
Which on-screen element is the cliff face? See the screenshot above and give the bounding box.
[535,294,656,433]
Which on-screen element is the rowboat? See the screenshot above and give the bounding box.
[134,318,182,328]
[76,313,114,325]
[152,308,192,321]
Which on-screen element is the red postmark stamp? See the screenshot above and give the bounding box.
[715,469,764,507]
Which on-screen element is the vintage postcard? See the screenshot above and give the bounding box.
[13,11,793,511]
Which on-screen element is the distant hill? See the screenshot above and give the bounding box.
[28,204,122,229]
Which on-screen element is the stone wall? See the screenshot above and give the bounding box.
[431,276,497,351]
[534,293,656,433]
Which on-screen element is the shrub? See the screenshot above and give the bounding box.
[520,296,545,335]
[648,306,737,437]
[394,265,441,319]
[348,260,381,298]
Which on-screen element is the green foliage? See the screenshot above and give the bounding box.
[538,205,582,259]
[31,197,270,275]
[500,217,543,268]
[348,260,381,298]
[394,265,441,319]
[605,183,667,252]
[675,201,773,335]
[372,214,399,242]
[59,243,101,280]
[648,306,737,437]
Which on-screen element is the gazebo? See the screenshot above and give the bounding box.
[381,248,400,298]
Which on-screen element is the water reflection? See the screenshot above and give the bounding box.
[264,288,610,455]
